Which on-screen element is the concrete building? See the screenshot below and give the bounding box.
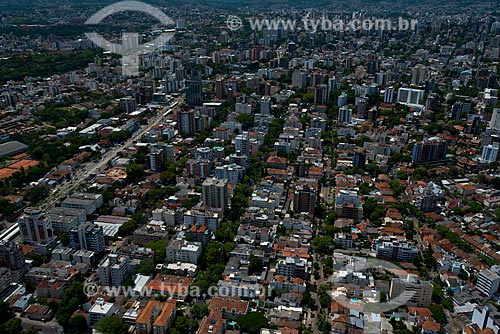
[397,88,424,105]
[314,84,329,105]
[235,132,250,156]
[335,190,363,219]
[185,79,203,106]
[389,274,432,307]
[214,163,245,185]
[202,178,228,210]
[98,254,130,287]
[177,109,196,136]
[0,240,25,271]
[411,137,447,162]
[472,305,500,334]
[18,207,56,253]
[384,86,394,103]
[411,64,427,85]
[338,92,348,107]
[47,213,80,234]
[375,236,419,262]
[69,222,105,253]
[136,299,177,334]
[489,108,500,131]
[276,256,312,279]
[89,297,116,324]
[477,269,500,298]
[166,239,202,264]
[481,142,500,163]
[61,193,103,215]
[292,185,316,216]
[0,268,12,293]
[338,105,352,124]
[183,210,221,233]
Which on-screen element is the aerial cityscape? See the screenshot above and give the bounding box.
[0,1,499,334]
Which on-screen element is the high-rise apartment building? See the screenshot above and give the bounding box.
[411,137,447,162]
[18,207,56,252]
[202,178,228,210]
[98,254,130,287]
[389,274,432,307]
[69,222,105,253]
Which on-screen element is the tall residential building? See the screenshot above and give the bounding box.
[214,163,244,185]
[177,109,196,136]
[411,137,448,162]
[202,178,228,210]
[335,190,363,219]
[425,93,439,111]
[314,84,329,105]
[338,92,348,107]
[397,88,425,105]
[69,222,105,253]
[383,86,394,103]
[185,79,203,106]
[260,97,271,115]
[471,305,500,334]
[98,254,130,287]
[148,147,165,172]
[0,241,25,270]
[215,78,225,100]
[477,269,500,298]
[328,77,339,94]
[490,108,500,131]
[366,54,378,75]
[292,185,316,216]
[291,70,307,88]
[276,257,312,279]
[416,185,438,212]
[389,275,432,307]
[120,97,137,113]
[352,151,366,169]
[234,132,250,156]
[411,64,427,85]
[338,105,352,124]
[18,207,56,252]
[481,142,500,163]
[176,18,185,30]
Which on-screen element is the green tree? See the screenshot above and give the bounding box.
[68,315,88,329]
[0,318,23,334]
[237,312,269,334]
[118,219,138,237]
[429,305,447,324]
[58,232,70,246]
[312,236,334,254]
[236,114,254,130]
[248,255,263,275]
[190,303,209,320]
[126,163,145,184]
[136,258,155,275]
[0,301,12,323]
[146,240,167,264]
[95,315,129,334]
[24,328,39,334]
